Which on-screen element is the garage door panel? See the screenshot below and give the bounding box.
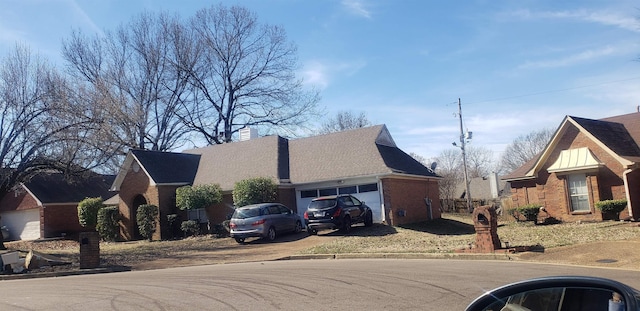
[1,209,40,241]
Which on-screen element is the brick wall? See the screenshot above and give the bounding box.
[0,187,39,212]
[118,166,153,240]
[381,178,441,226]
[509,126,633,222]
[42,204,92,239]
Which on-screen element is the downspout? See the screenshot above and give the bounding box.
[377,177,385,224]
[623,168,636,220]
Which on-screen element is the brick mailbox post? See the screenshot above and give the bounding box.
[472,205,501,253]
[79,232,100,269]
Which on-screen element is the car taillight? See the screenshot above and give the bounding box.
[332,207,342,218]
[252,219,266,226]
[303,211,308,219]
[229,223,237,229]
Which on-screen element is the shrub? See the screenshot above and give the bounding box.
[96,206,121,241]
[180,220,200,237]
[136,204,159,241]
[233,177,277,207]
[508,203,542,222]
[167,214,179,239]
[595,199,627,217]
[78,197,104,228]
[176,184,223,211]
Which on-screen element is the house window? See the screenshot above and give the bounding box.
[358,183,378,193]
[338,186,357,194]
[301,190,318,198]
[319,188,337,196]
[187,208,209,223]
[568,174,589,212]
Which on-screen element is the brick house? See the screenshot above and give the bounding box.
[110,125,442,240]
[503,112,640,222]
[0,173,115,240]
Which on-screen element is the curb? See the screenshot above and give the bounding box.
[0,266,131,281]
[281,252,519,261]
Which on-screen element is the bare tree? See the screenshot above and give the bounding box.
[184,4,320,144]
[499,128,554,174]
[465,146,494,178]
[62,11,192,153]
[432,149,463,211]
[0,45,108,230]
[317,110,371,134]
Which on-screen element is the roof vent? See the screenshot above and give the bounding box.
[239,127,258,141]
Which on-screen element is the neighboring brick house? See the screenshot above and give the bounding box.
[110,125,442,240]
[503,112,640,222]
[0,173,115,240]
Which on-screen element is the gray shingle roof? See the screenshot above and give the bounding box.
[181,125,437,190]
[131,149,200,184]
[25,173,115,204]
[571,115,640,157]
[184,135,288,190]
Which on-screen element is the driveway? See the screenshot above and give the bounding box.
[131,231,339,270]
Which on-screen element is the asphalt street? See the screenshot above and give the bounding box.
[2,259,640,310]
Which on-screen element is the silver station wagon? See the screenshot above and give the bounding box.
[229,203,302,244]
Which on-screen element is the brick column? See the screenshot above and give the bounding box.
[472,205,501,252]
[79,232,100,269]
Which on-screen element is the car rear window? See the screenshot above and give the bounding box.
[232,207,262,219]
[308,199,337,209]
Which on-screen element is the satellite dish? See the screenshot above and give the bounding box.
[430,162,437,170]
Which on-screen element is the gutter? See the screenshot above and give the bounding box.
[623,167,638,219]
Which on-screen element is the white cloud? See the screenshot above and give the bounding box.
[517,46,616,69]
[302,59,367,89]
[508,9,640,32]
[341,0,372,19]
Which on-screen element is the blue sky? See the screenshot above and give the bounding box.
[1,0,639,163]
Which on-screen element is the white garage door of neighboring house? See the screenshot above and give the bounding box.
[1,208,41,241]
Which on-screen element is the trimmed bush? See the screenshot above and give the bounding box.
[176,184,223,211]
[508,203,542,222]
[97,206,121,241]
[136,204,159,241]
[233,177,278,207]
[78,197,104,228]
[180,220,200,237]
[595,199,627,219]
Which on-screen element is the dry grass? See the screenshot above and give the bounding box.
[5,213,640,269]
[300,213,640,254]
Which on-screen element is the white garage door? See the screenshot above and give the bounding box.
[296,182,383,224]
[1,208,41,241]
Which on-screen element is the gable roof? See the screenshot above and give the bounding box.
[110,149,201,191]
[503,112,640,181]
[288,125,438,184]
[185,135,288,191]
[116,125,438,192]
[24,173,115,205]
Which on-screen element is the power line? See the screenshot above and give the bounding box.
[466,76,640,105]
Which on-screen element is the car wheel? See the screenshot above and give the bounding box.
[341,216,352,233]
[265,226,277,241]
[235,237,245,244]
[294,221,302,233]
[364,211,373,227]
[308,228,317,235]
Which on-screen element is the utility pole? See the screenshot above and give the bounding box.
[455,98,473,213]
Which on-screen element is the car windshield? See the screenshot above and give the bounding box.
[309,199,337,209]
[232,207,261,219]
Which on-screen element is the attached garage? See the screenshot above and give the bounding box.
[296,181,384,223]
[1,208,41,241]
